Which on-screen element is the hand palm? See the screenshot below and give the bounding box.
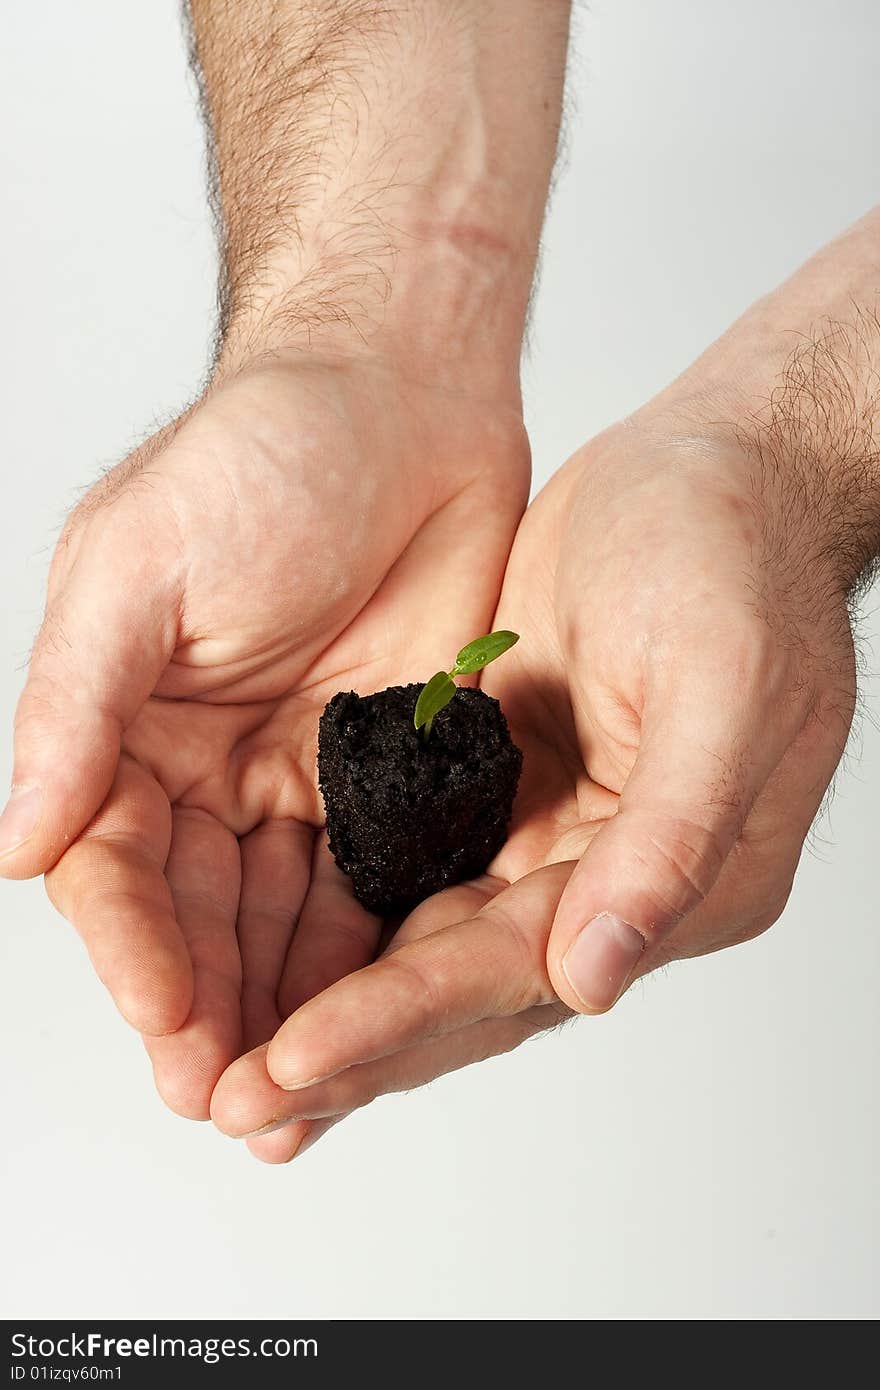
[414,429,853,970]
[216,426,853,1161]
[40,352,529,1118]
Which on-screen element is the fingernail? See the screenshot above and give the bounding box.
[562,912,645,1012]
[243,1116,296,1138]
[278,1071,335,1093]
[266,1056,338,1091]
[0,784,42,855]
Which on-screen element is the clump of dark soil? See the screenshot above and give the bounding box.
[318,683,522,916]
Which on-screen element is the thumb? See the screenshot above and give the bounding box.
[547,666,796,1013]
[0,499,181,877]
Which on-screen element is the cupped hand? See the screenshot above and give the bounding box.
[218,406,857,1159]
[0,346,528,1121]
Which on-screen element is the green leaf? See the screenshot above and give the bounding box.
[414,670,457,735]
[450,630,520,676]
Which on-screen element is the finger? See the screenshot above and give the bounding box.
[44,756,192,1034]
[235,834,379,1163]
[213,1047,349,1156]
[143,808,242,1119]
[264,863,573,1091]
[212,874,511,1137]
[547,641,805,1014]
[236,819,314,1051]
[282,1002,570,1119]
[387,874,507,948]
[0,492,181,878]
[277,834,382,1018]
[245,1117,341,1166]
[244,878,505,1155]
[214,1001,566,1138]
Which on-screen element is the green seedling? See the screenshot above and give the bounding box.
[414,631,520,738]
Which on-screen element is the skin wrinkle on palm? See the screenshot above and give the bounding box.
[0,1,878,1166]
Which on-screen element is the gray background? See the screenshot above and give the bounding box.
[2,1,878,1320]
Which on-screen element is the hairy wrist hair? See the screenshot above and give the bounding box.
[648,209,880,610]
[185,0,570,371]
[740,305,880,605]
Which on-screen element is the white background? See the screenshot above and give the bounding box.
[2,1,878,1320]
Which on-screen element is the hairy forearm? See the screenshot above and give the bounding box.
[187,0,570,380]
[651,207,880,594]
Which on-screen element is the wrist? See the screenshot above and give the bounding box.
[218,214,531,395]
[641,309,880,601]
[192,0,570,392]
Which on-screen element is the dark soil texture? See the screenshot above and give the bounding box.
[318,683,522,916]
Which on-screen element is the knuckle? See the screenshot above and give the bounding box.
[629,815,728,930]
[378,951,444,1031]
[482,899,553,1011]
